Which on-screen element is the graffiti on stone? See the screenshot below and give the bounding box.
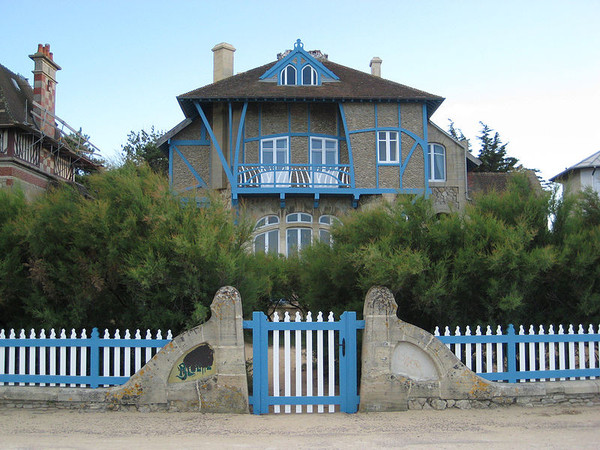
[168,343,215,383]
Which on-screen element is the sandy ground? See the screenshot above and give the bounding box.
[1,405,599,449]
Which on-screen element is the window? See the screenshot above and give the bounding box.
[261,137,289,186]
[254,215,280,254]
[377,131,399,163]
[428,144,446,181]
[310,138,338,186]
[254,230,279,254]
[0,130,7,154]
[286,213,312,224]
[287,228,312,255]
[281,65,297,85]
[318,215,339,245]
[302,65,317,85]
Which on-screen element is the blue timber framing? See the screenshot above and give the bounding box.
[168,139,210,189]
[194,101,235,186]
[231,102,249,204]
[243,310,364,414]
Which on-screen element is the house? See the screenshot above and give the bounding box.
[158,40,479,255]
[0,44,100,199]
[550,150,600,196]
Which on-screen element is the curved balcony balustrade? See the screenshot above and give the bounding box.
[237,164,351,189]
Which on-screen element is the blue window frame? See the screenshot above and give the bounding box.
[281,65,297,85]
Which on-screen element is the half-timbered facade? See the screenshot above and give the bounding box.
[0,44,100,199]
[159,40,478,255]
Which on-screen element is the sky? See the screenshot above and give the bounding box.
[2,0,599,182]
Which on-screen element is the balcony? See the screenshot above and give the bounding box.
[236,164,351,189]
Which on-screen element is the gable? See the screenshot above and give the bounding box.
[259,39,339,86]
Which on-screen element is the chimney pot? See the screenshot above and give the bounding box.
[370,57,382,77]
[212,42,236,83]
[37,44,43,53]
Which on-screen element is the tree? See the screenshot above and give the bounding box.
[447,119,470,150]
[121,127,168,175]
[474,122,518,172]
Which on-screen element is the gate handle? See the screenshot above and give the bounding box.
[340,338,346,357]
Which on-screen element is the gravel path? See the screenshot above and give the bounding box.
[1,405,599,449]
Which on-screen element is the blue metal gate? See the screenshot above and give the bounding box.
[243,311,364,414]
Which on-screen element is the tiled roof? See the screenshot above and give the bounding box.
[550,150,600,181]
[0,63,34,126]
[177,60,444,117]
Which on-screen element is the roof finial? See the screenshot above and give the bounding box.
[295,39,303,49]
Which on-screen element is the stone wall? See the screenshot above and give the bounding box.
[359,286,600,411]
[0,287,249,412]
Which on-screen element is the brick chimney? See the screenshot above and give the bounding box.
[370,57,382,77]
[212,43,235,83]
[29,43,61,136]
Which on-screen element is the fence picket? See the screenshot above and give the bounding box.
[589,325,596,380]
[538,325,546,381]
[528,325,536,382]
[124,329,131,378]
[272,312,280,414]
[327,312,335,413]
[578,324,586,380]
[0,330,5,383]
[496,326,504,375]
[49,329,56,387]
[568,325,575,380]
[306,312,313,414]
[454,326,462,363]
[549,325,556,381]
[485,326,492,374]
[317,312,324,414]
[465,326,472,371]
[8,329,15,386]
[39,329,46,386]
[134,329,142,373]
[69,329,77,387]
[475,326,482,374]
[283,312,291,414]
[113,329,121,380]
[80,329,87,387]
[294,312,302,413]
[18,330,26,386]
[102,329,110,387]
[28,329,36,387]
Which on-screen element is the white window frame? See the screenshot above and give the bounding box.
[254,229,279,255]
[301,65,318,85]
[428,143,446,182]
[286,212,313,224]
[377,131,399,164]
[281,65,297,85]
[286,227,312,256]
[254,215,280,255]
[260,137,289,187]
[0,129,7,154]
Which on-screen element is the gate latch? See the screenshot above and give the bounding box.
[340,338,346,357]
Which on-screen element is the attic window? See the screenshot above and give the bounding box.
[302,65,317,85]
[11,78,20,91]
[281,65,297,85]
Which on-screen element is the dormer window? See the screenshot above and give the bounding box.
[263,40,338,86]
[302,65,317,85]
[281,65,297,85]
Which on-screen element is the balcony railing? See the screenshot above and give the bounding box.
[237,164,351,189]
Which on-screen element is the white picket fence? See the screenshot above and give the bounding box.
[0,328,172,387]
[434,324,600,382]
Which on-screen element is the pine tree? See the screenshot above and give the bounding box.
[474,122,518,172]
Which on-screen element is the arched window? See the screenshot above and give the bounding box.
[254,215,280,254]
[286,213,313,255]
[427,144,446,181]
[281,65,297,85]
[302,65,317,85]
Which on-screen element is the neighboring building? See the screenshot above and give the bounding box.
[158,40,479,255]
[550,150,600,196]
[0,44,100,200]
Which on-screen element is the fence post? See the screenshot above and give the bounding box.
[339,311,359,414]
[250,311,269,415]
[506,324,517,383]
[89,327,100,388]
